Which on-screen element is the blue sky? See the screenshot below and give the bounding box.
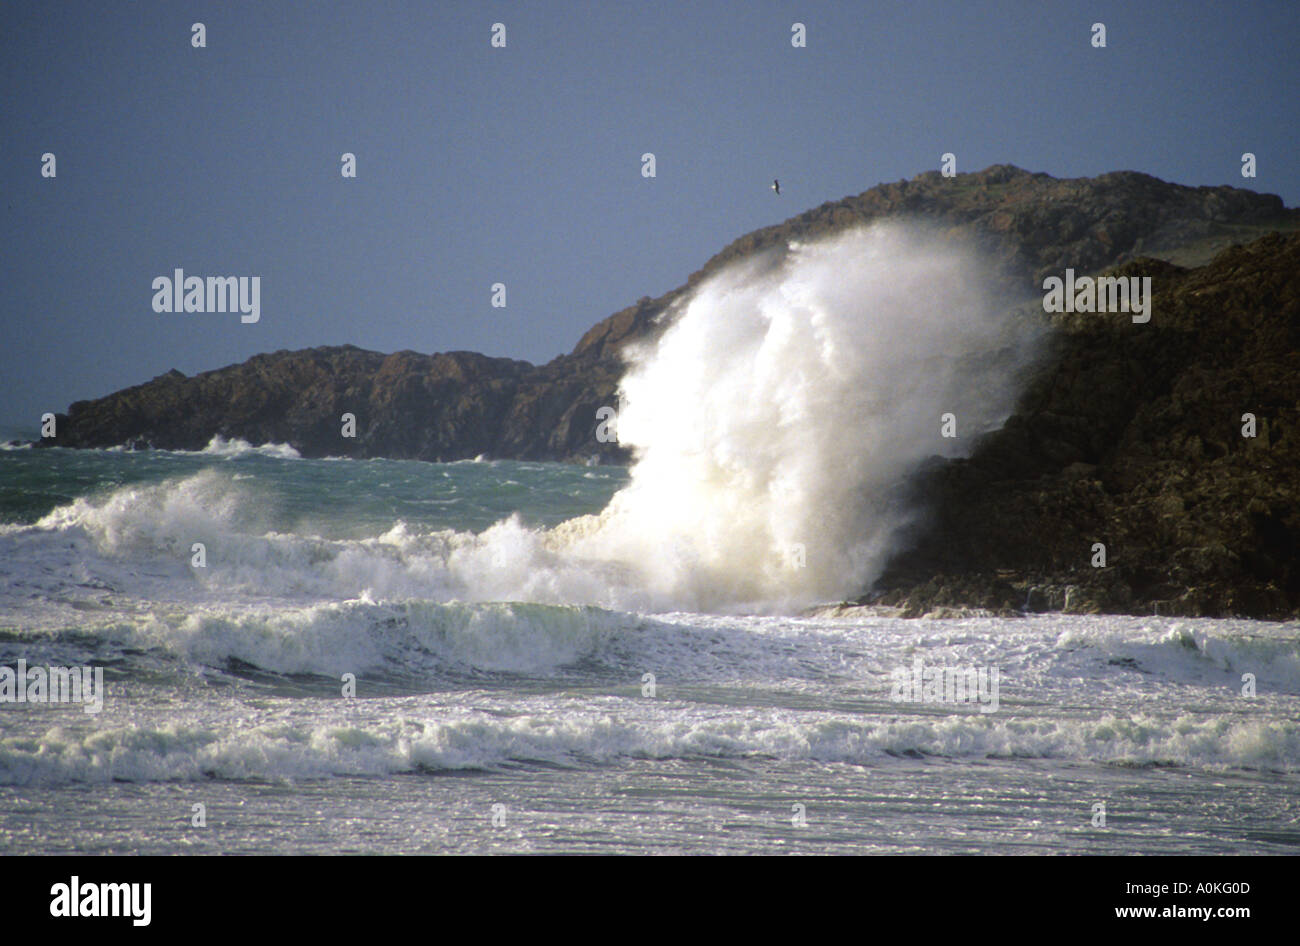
[2,0,1296,428]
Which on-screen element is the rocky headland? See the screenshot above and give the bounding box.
[35,165,1300,618]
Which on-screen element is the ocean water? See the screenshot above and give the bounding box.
[1,441,1298,855]
[4,227,1298,854]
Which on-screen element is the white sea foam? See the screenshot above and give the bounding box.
[97,435,301,458]
[194,435,301,459]
[3,700,1297,786]
[33,468,268,557]
[144,599,635,677]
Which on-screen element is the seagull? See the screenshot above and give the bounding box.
[771,179,781,195]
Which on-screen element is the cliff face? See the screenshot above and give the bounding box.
[869,232,1300,620]
[47,165,1296,463]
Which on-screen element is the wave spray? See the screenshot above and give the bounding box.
[568,221,1040,611]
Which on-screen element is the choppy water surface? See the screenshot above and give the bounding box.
[1,444,1296,854]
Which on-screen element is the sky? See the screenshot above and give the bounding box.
[1,0,1297,428]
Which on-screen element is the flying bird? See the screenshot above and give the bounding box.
[771,179,781,195]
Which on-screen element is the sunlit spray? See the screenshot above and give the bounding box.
[568,221,1042,610]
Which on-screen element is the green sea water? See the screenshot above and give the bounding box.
[1,441,1298,855]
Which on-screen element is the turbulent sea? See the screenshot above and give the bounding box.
[1,441,1298,855]
[3,227,1299,854]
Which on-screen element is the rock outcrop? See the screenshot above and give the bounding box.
[869,232,1300,620]
[45,165,1296,464]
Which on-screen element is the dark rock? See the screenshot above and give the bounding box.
[869,232,1300,620]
